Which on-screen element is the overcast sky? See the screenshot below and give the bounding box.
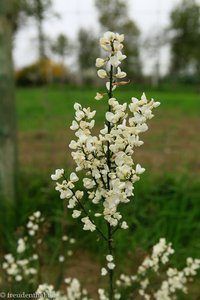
[13,0,190,75]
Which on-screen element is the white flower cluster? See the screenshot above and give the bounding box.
[51,31,160,234]
[36,278,92,300]
[27,211,44,236]
[98,288,108,300]
[62,93,158,230]
[98,288,120,300]
[95,31,127,101]
[154,257,200,300]
[1,211,44,284]
[2,253,38,283]
[64,278,92,300]
[116,238,200,299]
[101,254,115,276]
[36,284,60,300]
[138,238,175,275]
[17,237,26,254]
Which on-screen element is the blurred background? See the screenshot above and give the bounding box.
[0,0,200,297]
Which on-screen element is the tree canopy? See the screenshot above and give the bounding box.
[169,0,200,75]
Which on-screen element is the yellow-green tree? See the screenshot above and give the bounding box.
[23,0,54,59]
[169,0,200,76]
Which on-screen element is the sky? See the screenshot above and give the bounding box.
[13,0,187,75]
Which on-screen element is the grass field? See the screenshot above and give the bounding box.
[1,84,200,298]
[16,85,200,174]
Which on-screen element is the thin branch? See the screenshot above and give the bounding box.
[62,174,108,242]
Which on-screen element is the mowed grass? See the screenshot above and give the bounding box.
[6,84,199,297]
[16,85,200,174]
[16,85,200,132]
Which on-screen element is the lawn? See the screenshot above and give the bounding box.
[1,84,199,298]
[16,85,200,175]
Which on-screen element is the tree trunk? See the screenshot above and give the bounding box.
[36,0,46,60]
[38,18,45,59]
[0,1,17,206]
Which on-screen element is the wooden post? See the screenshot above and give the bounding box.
[0,1,17,206]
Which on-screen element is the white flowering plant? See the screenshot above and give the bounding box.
[50,31,200,300]
[2,31,198,300]
[0,211,76,293]
[116,238,200,299]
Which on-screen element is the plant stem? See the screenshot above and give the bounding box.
[108,223,114,300]
[63,174,107,242]
[107,49,114,300]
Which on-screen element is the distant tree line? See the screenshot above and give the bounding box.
[11,0,200,86]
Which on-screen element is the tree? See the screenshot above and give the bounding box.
[24,0,55,59]
[169,0,200,76]
[77,29,100,84]
[95,0,142,80]
[0,1,18,206]
[51,34,71,65]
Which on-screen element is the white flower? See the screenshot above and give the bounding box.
[83,178,95,189]
[17,238,26,254]
[51,169,64,181]
[105,112,115,123]
[94,213,102,217]
[121,221,128,229]
[103,31,116,41]
[34,211,41,218]
[60,189,73,199]
[116,33,124,42]
[107,262,115,270]
[59,255,65,262]
[62,235,68,241]
[70,120,79,130]
[116,50,127,61]
[81,217,96,232]
[95,92,103,100]
[72,210,81,218]
[69,238,76,244]
[101,268,108,276]
[97,69,107,78]
[96,58,105,67]
[153,101,160,108]
[75,190,84,199]
[116,67,126,78]
[15,275,22,282]
[70,172,79,182]
[110,55,121,67]
[74,102,81,110]
[135,164,145,174]
[106,255,113,262]
[69,140,77,150]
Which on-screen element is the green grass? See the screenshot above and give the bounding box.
[16,85,200,131]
